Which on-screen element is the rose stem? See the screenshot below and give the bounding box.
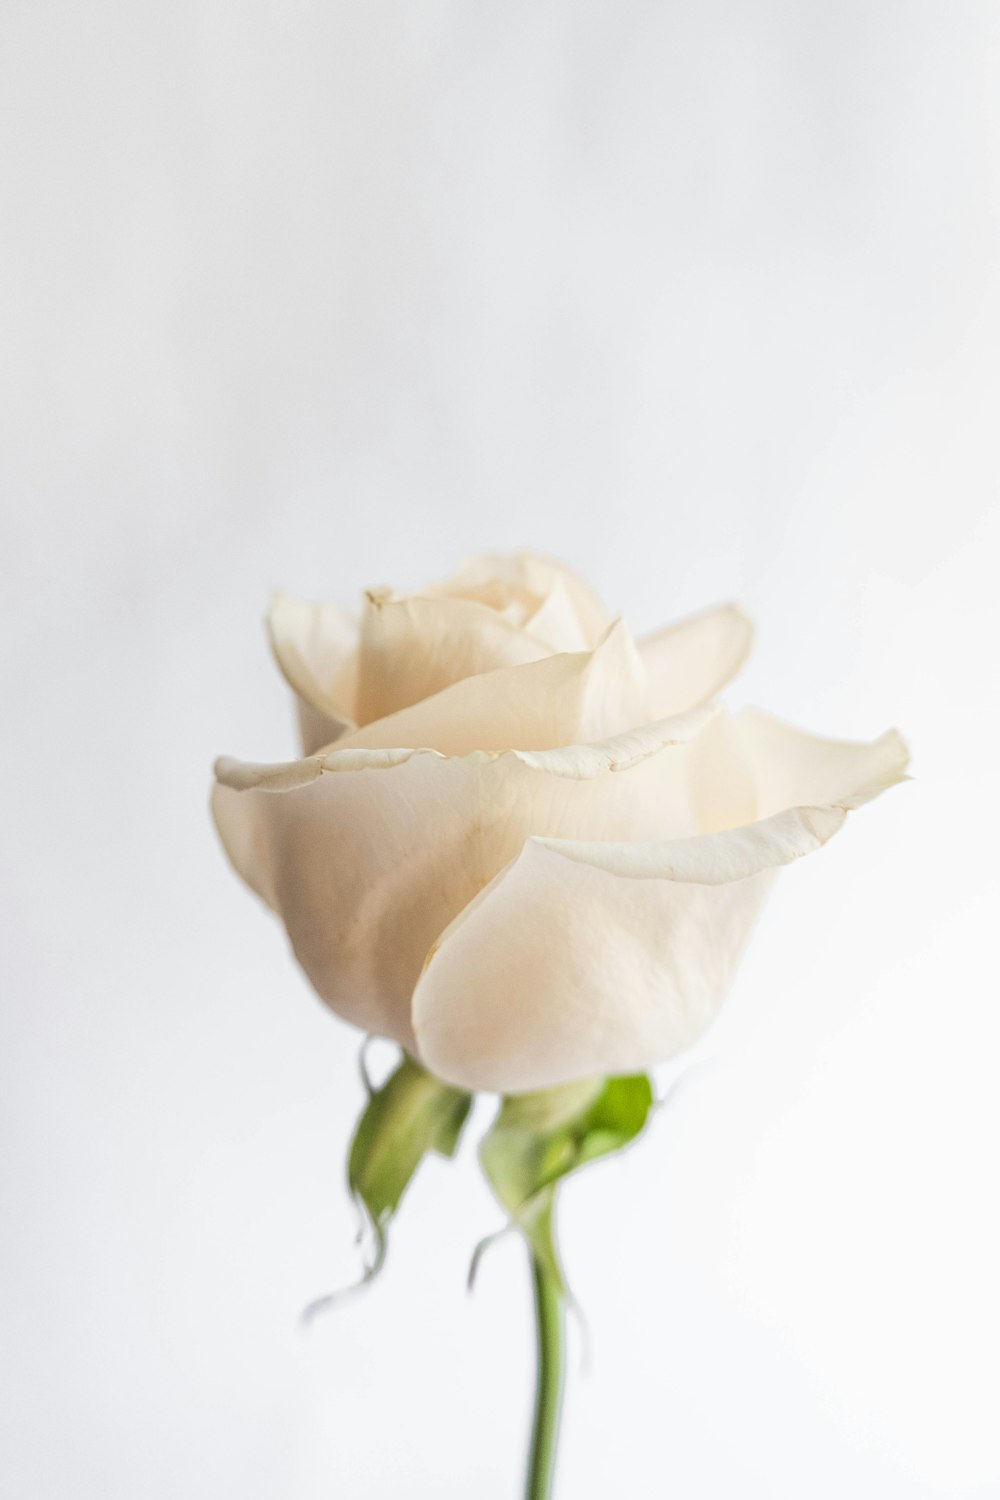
[525,1238,566,1500]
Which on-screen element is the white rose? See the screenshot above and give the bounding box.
[213,552,907,1094]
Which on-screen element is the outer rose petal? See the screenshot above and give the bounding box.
[639,603,754,718]
[215,701,712,800]
[211,779,280,913]
[212,715,713,1051]
[682,708,760,833]
[214,701,712,790]
[735,710,910,815]
[211,757,489,1050]
[356,590,549,723]
[412,724,910,1094]
[411,811,843,1094]
[413,814,806,1093]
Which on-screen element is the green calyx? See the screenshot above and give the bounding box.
[478,1072,655,1289]
[339,1052,655,1500]
[348,1051,473,1280]
[341,1048,654,1295]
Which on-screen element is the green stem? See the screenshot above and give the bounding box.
[525,1243,566,1500]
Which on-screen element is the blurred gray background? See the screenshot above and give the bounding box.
[2,3,998,1496]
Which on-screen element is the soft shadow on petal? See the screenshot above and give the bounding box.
[348,617,648,756]
[357,590,549,723]
[212,755,491,1050]
[295,698,356,757]
[639,602,754,718]
[211,782,278,912]
[267,592,360,729]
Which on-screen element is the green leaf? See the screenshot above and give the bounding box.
[348,1051,472,1278]
[478,1073,654,1289]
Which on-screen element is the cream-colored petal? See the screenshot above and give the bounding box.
[736,710,910,817]
[212,754,489,1049]
[428,551,541,623]
[348,617,647,757]
[639,603,754,718]
[356,590,549,724]
[681,708,761,833]
[211,782,279,912]
[211,718,712,1050]
[413,804,849,1094]
[266,592,360,742]
[516,552,611,648]
[413,712,909,1093]
[434,551,611,648]
[410,714,911,1092]
[294,698,356,757]
[214,746,423,791]
[519,573,593,652]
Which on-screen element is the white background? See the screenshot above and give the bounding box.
[2,4,999,1496]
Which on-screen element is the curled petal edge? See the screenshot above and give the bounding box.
[411,725,909,1092]
[408,806,846,1094]
[736,713,910,815]
[411,811,908,1093]
[212,703,718,793]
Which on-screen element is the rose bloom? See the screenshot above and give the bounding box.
[213,553,907,1094]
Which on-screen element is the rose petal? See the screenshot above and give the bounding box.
[519,573,594,652]
[213,699,713,792]
[682,708,761,833]
[412,806,842,1093]
[266,592,359,750]
[357,590,549,723]
[211,757,487,1049]
[433,550,611,649]
[412,721,909,1093]
[736,710,910,816]
[428,552,542,624]
[213,618,675,787]
[211,781,280,912]
[349,616,648,755]
[294,699,356,756]
[639,603,754,718]
[211,720,712,1050]
[517,552,611,648]
[213,747,423,791]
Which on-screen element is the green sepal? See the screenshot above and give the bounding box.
[478,1072,655,1290]
[348,1050,472,1279]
